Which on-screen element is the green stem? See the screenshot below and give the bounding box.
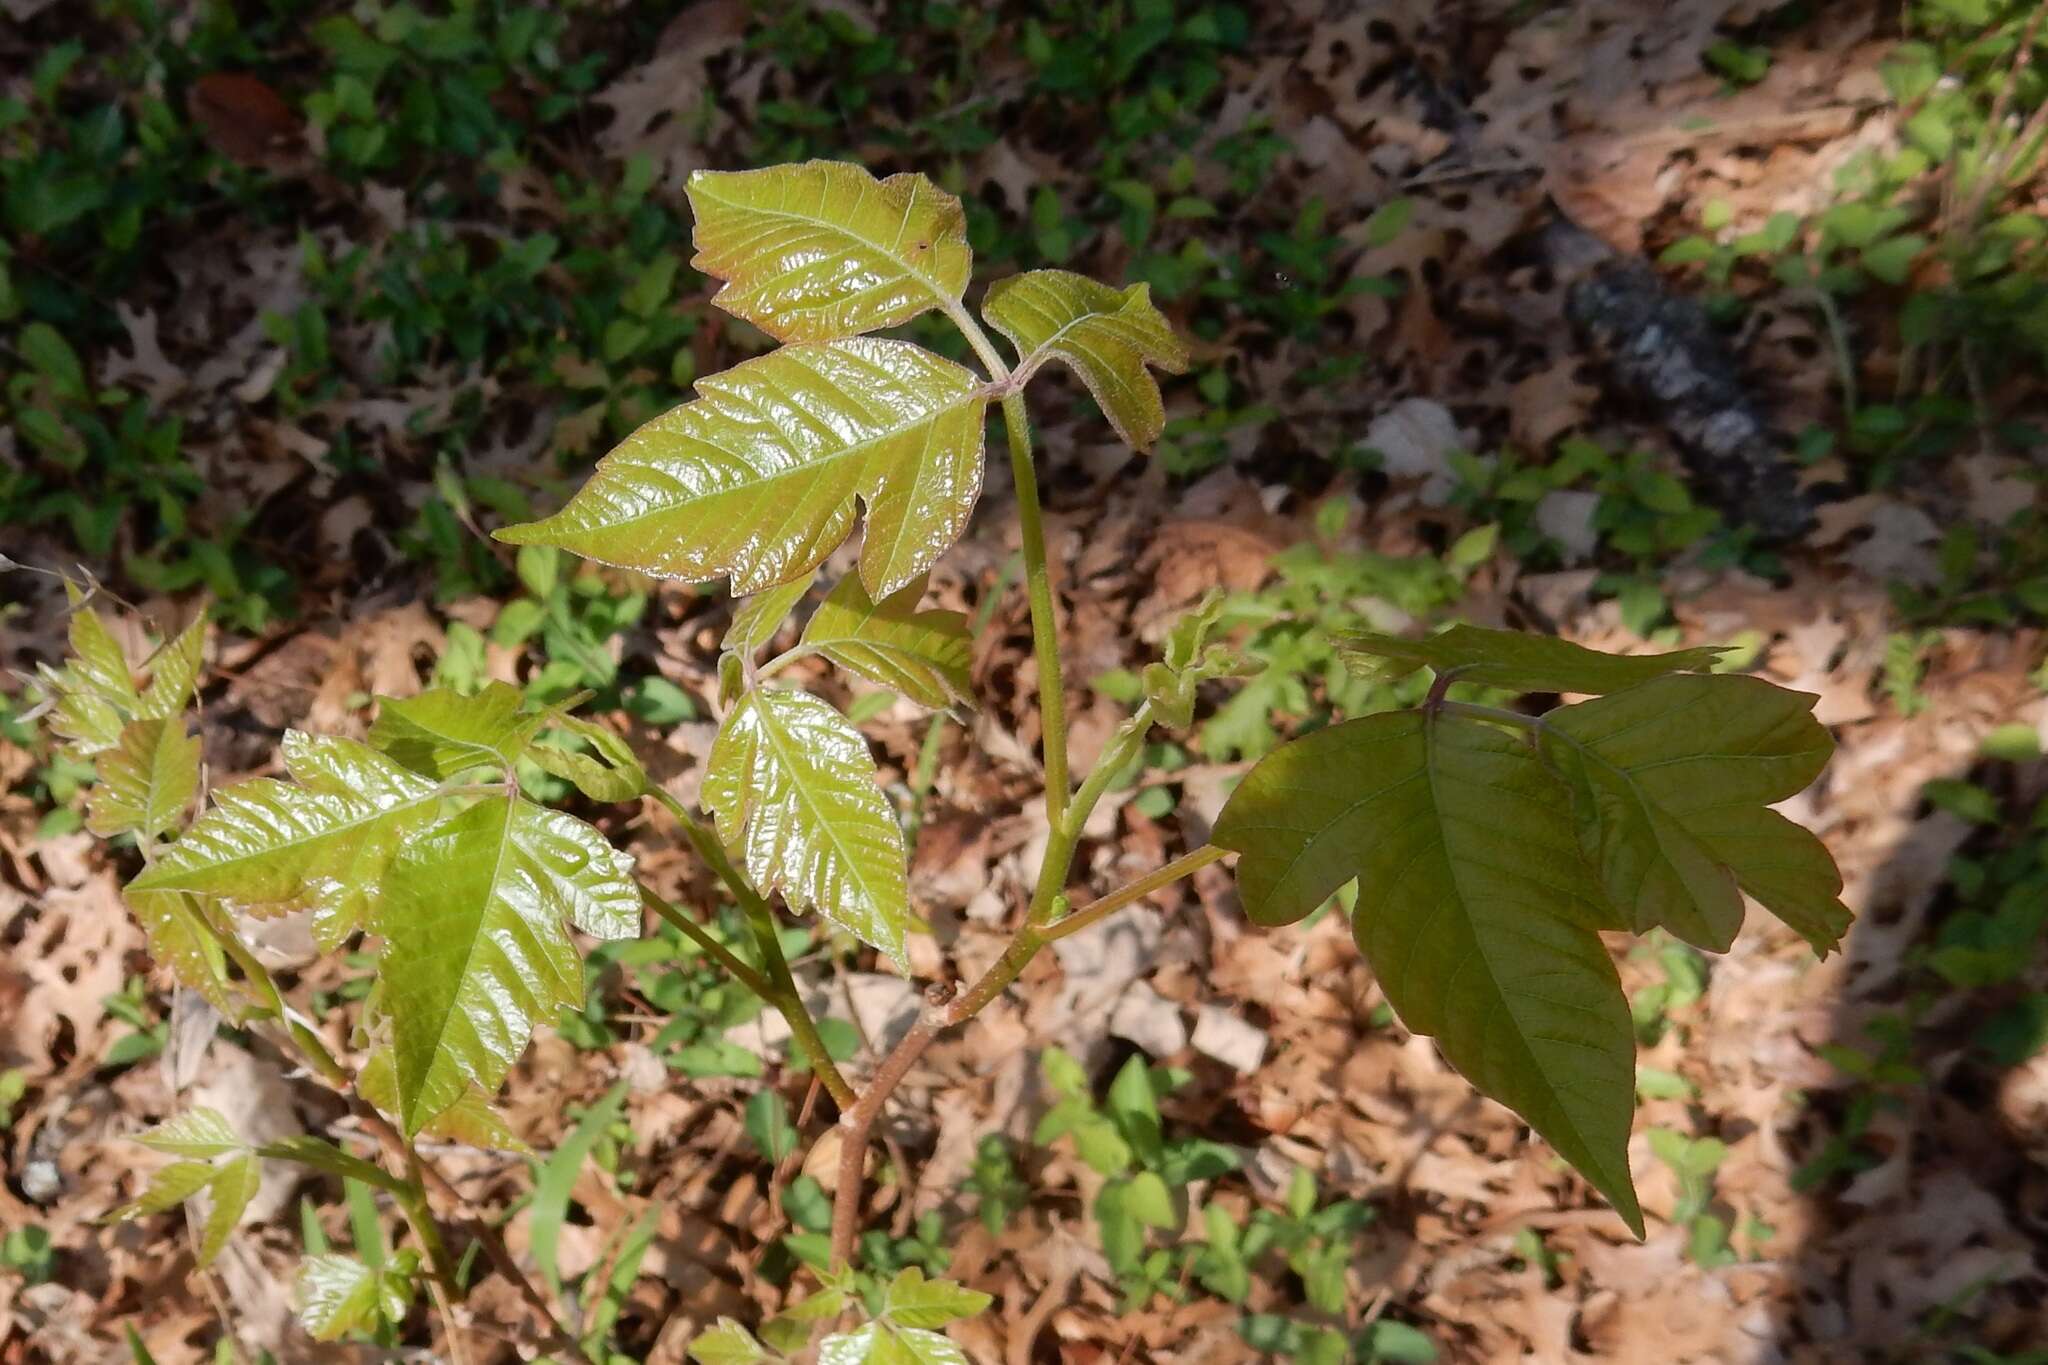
[1001,390,1072,828]
[647,786,857,1110]
[399,1143,462,1296]
[1438,699,1547,734]
[640,885,777,1000]
[1040,845,1230,943]
[1028,701,1156,925]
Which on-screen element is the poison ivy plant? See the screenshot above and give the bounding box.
[44,159,1848,1360]
[1215,626,1849,1231]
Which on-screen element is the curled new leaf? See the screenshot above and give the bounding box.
[798,572,973,709]
[1214,710,1642,1235]
[983,269,1188,449]
[703,689,911,970]
[1340,624,1725,695]
[498,339,988,599]
[379,796,638,1134]
[296,1254,386,1342]
[688,161,972,342]
[529,713,648,803]
[1140,589,1260,729]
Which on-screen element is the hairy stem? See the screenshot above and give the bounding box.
[648,786,857,1109]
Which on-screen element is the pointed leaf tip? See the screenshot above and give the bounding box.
[984,269,1188,450]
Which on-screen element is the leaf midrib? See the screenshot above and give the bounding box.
[134,782,443,892]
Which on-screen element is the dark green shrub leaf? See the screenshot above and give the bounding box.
[1339,624,1723,694]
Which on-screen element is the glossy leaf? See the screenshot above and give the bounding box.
[726,569,819,657]
[799,573,973,708]
[369,682,541,778]
[1214,711,1642,1234]
[126,889,237,1015]
[42,608,140,756]
[690,1320,770,1365]
[296,1253,383,1341]
[379,796,638,1135]
[882,1267,991,1329]
[1339,625,1725,695]
[357,1048,530,1152]
[983,269,1188,449]
[198,1153,260,1265]
[820,1323,968,1365]
[89,719,199,843]
[688,161,972,342]
[138,617,206,720]
[703,689,910,970]
[130,732,443,950]
[135,1108,242,1159]
[1543,674,1845,954]
[495,338,987,599]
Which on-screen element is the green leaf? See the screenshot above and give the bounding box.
[1139,588,1259,729]
[881,1267,992,1329]
[798,573,973,709]
[687,161,972,342]
[89,719,199,843]
[726,569,819,658]
[744,1090,798,1163]
[690,1319,771,1365]
[496,338,988,599]
[369,682,541,778]
[135,1108,242,1158]
[1213,711,1643,1235]
[1543,674,1846,954]
[130,732,444,951]
[138,617,206,720]
[43,607,140,756]
[821,1323,968,1365]
[254,1136,405,1194]
[703,689,910,970]
[357,1049,530,1152]
[982,269,1188,449]
[295,1254,383,1341]
[125,890,236,1015]
[114,1160,218,1219]
[380,798,638,1135]
[1340,625,1724,695]
[529,713,647,803]
[198,1153,260,1266]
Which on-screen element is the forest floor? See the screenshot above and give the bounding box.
[3,1,2048,1362]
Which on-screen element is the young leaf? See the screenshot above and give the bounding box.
[357,1049,530,1152]
[1542,674,1845,954]
[497,338,988,599]
[114,1160,219,1219]
[687,161,972,342]
[42,608,141,756]
[369,682,541,778]
[529,713,647,803]
[726,569,820,658]
[198,1153,260,1266]
[254,1136,405,1194]
[88,719,199,843]
[703,689,911,970]
[135,1108,243,1159]
[129,732,443,951]
[1140,589,1259,729]
[380,797,637,1134]
[982,269,1189,449]
[798,573,973,708]
[1339,625,1725,695]
[125,890,237,1015]
[1214,711,1643,1235]
[690,1319,772,1365]
[296,1253,383,1341]
[881,1267,992,1329]
[137,616,206,720]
